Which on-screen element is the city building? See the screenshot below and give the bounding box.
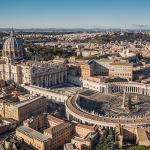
[0,29,68,87]
[23,113,45,132]
[16,125,51,150]
[115,124,150,148]
[44,122,72,150]
[75,124,98,139]
[17,114,73,150]
[46,114,64,128]
[109,61,133,81]
[0,118,17,134]
[0,93,47,124]
[94,59,113,76]
[71,124,99,150]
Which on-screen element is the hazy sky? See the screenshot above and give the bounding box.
[0,0,150,29]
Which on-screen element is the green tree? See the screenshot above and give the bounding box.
[109,129,114,136]
[121,145,150,150]
[104,131,118,150]
[128,95,131,106]
[96,134,106,150]
[77,54,82,58]
[88,144,92,150]
[8,142,13,150]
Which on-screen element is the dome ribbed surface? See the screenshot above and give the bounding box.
[3,37,24,50]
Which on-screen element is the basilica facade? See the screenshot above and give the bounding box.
[0,29,67,86]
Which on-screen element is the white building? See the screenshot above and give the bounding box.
[0,29,67,87]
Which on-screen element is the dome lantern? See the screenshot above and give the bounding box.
[10,28,15,37]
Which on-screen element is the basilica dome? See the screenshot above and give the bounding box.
[2,29,26,59]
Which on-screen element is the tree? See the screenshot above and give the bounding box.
[88,144,92,150]
[109,129,114,136]
[103,131,118,150]
[8,142,13,150]
[77,54,82,58]
[96,133,106,150]
[121,145,150,150]
[128,95,131,107]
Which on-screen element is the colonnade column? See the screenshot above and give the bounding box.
[144,88,147,95]
[105,86,107,93]
[61,72,64,83]
[41,76,43,87]
[49,74,51,86]
[36,77,39,86]
[45,76,47,87]
[55,74,57,85]
[46,75,48,87]
[31,78,33,85]
[58,72,61,83]
[140,88,142,94]
[52,74,54,85]
[65,71,67,82]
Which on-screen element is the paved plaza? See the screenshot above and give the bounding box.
[77,88,150,117]
[50,84,150,118]
[50,83,81,95]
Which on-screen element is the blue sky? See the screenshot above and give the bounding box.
[0,0,150,29]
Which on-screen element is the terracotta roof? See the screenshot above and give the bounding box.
[0,99,11,106]
[4,118,16,123]
[95,58,113,62]
[46,115,64,123]
[0,60,6,64]
[137,128,148,142]
[76,124,98,131]
[2,86,15,91]
[110,61,133,66]
[44,122,71,134]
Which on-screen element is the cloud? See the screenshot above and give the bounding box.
[131,24,150,28]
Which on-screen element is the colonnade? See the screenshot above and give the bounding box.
[68,75,150,96]
[31,71,67,88]
[108,84,148,95]
[65,96,150,129]
[3,50,25,58]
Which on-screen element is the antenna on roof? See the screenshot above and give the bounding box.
[125,23,126,32]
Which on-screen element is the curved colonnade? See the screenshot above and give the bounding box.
[68,75,150,95]
[66,75,150,128]
[65,96,150,129]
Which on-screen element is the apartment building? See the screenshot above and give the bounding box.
[71,124,99,150]
[46,114,64,128]
[44,122,72,150]
[115,124,150,148]
[80,60,95,79]
[16,125,51,150]
[75,124,98,139]
[23,113,45,132]
[0,94,47,124]
[109,61,133,81]
[94,59,113,76]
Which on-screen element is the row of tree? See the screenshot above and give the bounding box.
[96,130,118,150]
[74,32,150,44]
[25,43,76,61]
[120,145,150,150]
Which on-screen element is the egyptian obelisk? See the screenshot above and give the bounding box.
[122,88,125,108]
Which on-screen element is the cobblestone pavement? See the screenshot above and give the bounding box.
[77,88,150,117]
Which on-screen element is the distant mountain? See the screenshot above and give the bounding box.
[0,28,150,31]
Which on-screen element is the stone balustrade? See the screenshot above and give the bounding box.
[65,95,150,128]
